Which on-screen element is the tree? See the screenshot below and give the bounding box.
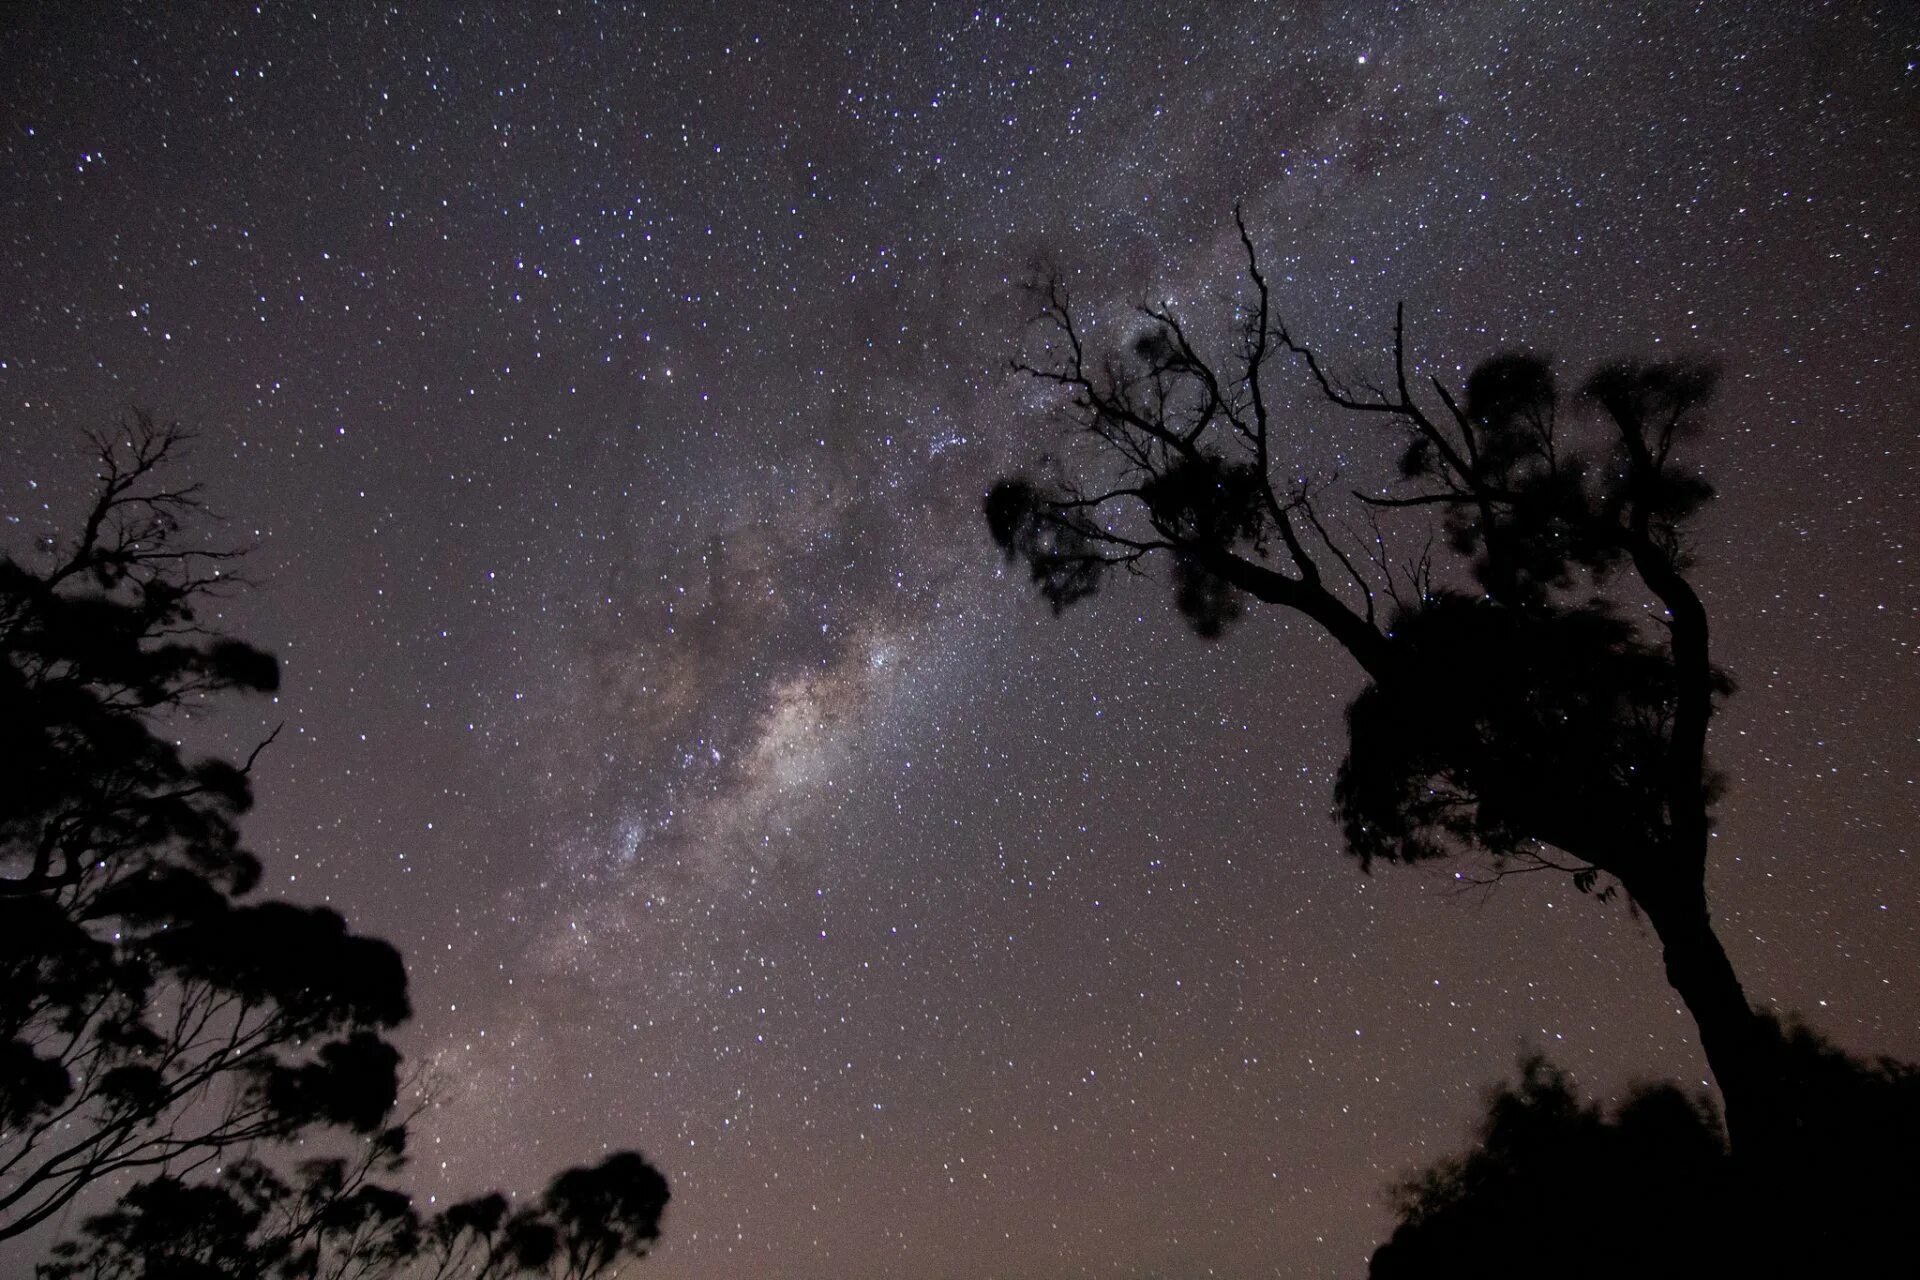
[1372,1058,1730,1278]
[39,1146,670,1280]
[985,210,1786,1161]
[2,417,667,1275]
[1369,1020,1920,1275]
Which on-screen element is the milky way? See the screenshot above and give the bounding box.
[3,4,1916,1275]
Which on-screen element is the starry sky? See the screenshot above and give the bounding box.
[3,3,1917,1276]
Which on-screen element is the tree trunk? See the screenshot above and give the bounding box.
[1634,879,1791,1166]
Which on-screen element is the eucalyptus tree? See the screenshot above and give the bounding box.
[987,212,1786,1158]
[3,417,667,1277]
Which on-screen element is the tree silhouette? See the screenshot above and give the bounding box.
[1370,1019,1920,1275]
[985,211,1793,1162]
[3,417,667,1275]
[38,1146,670,1280]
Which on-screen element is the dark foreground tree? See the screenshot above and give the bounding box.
[2,417,667,1276]
[1370,1020,1920,1276]
[986,211,1809,1163]
[39,1147,669,1280]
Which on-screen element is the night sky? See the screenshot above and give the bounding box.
[4,3,1917,1276]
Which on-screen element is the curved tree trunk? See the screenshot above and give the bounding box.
[1633,878,1790,1166]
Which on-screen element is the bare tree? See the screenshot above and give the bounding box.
[986,210,1789,1160]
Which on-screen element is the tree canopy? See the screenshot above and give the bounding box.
[986,211,1785,1159]
[39,1146,670,1280]
[2,417,667,1277]
[1370,1019,1920,1276]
